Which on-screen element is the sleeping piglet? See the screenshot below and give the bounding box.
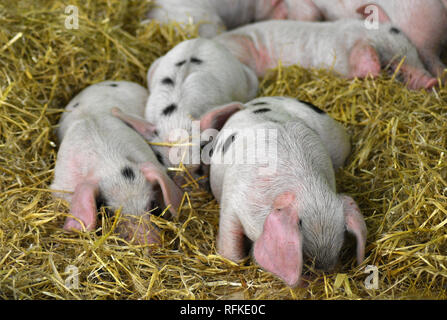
[214,19,438,90]
[208,97,367,287]
[146,0,290,38]
[296,0,447,79]
[112,38,259,181]
[50,81,183,245]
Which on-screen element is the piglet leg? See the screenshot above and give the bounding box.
[216,34,272,77]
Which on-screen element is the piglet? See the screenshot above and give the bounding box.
[214,19,438,90]
[146,0,289,38]
[112,38,259,182]
[298,0,447,79]
[208,97,367,287]
[50,81,183,245]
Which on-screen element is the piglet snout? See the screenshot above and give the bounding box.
[396,64,439,90]
[118,216,161,247]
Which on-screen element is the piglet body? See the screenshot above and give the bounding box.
[307,0,447,78]
[214,19,438,90]
[209,97,367,287]
[113,39,258,178]
[51,81,183,245]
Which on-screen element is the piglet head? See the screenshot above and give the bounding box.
[253,192,367,287]
[64,161,183,246]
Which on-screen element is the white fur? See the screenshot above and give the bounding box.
[145,38,259,168]
[214,19,428,78]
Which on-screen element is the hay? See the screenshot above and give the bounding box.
[1,0,447,300]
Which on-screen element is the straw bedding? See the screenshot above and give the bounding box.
[0,0,446,300]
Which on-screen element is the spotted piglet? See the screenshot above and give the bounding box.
[300,0,447,79]
[112,38,259,182]
[214,19,438,90]
[208,97,367,287]
[51,81,183,245]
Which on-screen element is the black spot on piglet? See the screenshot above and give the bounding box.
[253,108,271,114]
[162,103,177,116]
[154,151,164,165]
[190,57,203,64]
[95,190,112,219]
[162,77,174,86]
[298,99,325,114]
[390,27,400,34]
[222,133,237,154]
[121,166,135,181]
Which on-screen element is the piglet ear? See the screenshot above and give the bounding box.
[356,3,391,23]
[341,195,367,265]
[253,192,303,287]
[200,102,244,131]
[64,181,99,232]
[140,162,184,218]
[349,39,381,79]
[111,107,157,140]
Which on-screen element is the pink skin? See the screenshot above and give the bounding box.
[348,39,438,90]
[253,192,304,287]
[342,195,367,265]
[199,102,243,131]
[140,162,184,217]
[251,192,367,287]
[285,0,323,21]
[63,180,99,232]
[111,107,157,140]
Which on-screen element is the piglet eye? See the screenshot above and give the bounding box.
[298,219,303,228]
